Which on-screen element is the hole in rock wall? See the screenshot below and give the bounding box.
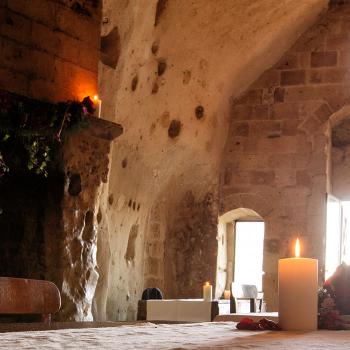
[151,41,159,55]
[100,26,121,69]
[97,208,102,223]
[168,119,182,138]
[152,82,159,94]
[131,75,138,91]
[122,158,127,168]
[195,105,204,119]
[125,224,139,262]
[157,59,167,76]
[154,0,167,26]
[68,173,82,196]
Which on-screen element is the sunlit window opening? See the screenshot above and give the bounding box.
[234,221,265,291]
[325,198,350,280]
[325,196,342,280]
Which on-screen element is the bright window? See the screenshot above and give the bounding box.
[234,221,264,291]
[325,195,342,280]
[325,197,350,280]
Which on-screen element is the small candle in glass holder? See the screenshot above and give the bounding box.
[223,289,230,300]
[203,282,212,301]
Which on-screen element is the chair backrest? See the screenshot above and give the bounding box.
[141,287,163,300]
[0,277,61,316]
[230,282,261,313]
[231,283,258,299]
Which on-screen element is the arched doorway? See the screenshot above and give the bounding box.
[216,208,264,304]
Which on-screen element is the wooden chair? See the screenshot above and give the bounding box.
[230,282,263,313]
[0,277,61,324]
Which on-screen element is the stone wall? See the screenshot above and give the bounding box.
[0,0,101,102]
[221,1,350,310]
[0,0,332,321]
[94,0,328,320]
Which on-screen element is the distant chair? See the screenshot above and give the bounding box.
[138,287,164,320]
[230,282,263,313]
[141,287,163,300]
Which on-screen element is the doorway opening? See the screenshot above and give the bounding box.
[326,116,350,279]
[216,208,265,300]
[234,221,265,291]
[325,196,350,279]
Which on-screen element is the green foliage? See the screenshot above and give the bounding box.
[26,141,50,177]
[0,93,93,177]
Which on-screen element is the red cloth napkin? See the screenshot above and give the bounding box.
[236,318,281,331]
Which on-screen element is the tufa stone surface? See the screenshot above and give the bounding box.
[95,0,329,321]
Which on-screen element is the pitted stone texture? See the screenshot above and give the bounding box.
[58,132,111,321]
[164,191,219,298]
[95,0,328,321]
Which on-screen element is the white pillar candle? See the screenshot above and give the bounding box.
[278,238,318,331]
[203,282,212,301]
[93,95,102,118]
[223,289,230,300]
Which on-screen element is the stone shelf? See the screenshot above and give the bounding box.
[85,116,123,141]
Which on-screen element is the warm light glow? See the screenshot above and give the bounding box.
[93,95,99,101]
[295,238,300,258]
[205,282,210,286]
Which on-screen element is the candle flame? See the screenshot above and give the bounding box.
[295,238,300,258]
[93,95,99,101]
[205,282,210,286]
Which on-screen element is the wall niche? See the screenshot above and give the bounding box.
[0,172,64,280]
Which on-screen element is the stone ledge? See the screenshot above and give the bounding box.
[85,116,123,141]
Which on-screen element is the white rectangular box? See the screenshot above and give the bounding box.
[146,299,212,322]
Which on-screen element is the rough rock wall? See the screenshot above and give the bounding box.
[94,0,328,320]
[164,191,219,298]
[221,1,350,311]
[58,130,112,321]
[0,0,101,101]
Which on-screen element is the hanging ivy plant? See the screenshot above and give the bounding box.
[0,91,95,177]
